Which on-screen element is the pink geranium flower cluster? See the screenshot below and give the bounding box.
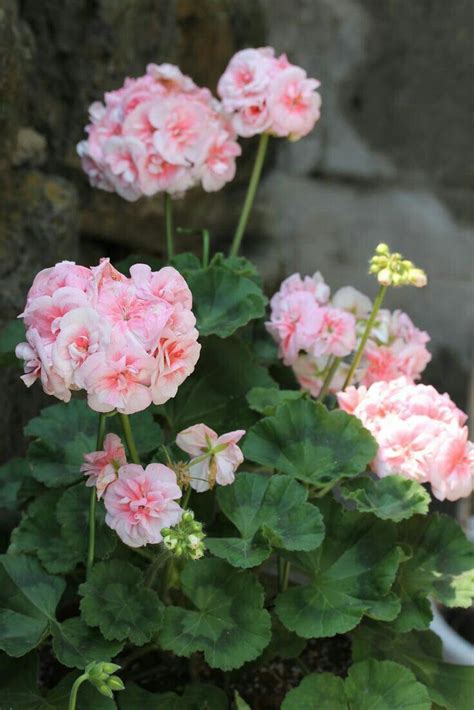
[15,258,200,414]
[77,63,241,200]
[266,272,357,374]
[338,378,474,502]
[267,275,431,398]
[218,47,321,139]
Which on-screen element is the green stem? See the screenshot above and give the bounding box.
[68,673,88,710]
[317,357,341,403]
[342,285,388,390]
[181,486,192,509]
[86,414,106,578]
[164,192,174,260]
[202,229,210,267]
[119,413,140,464]
[281,560,291,592]
[229,132,270,257]
[312,480,338,498]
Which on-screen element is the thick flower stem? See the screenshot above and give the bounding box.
[229,132,270,258]
[202,229,210,268]
[119,413,140,464]
[86,413,107,578]
[68,673,88,710]
[317,357,341,403]
[342,285,388,390]
[181,486,192,509]
[164,192,174,260]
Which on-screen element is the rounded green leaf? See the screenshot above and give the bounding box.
[56,484,116,561]
[246,387,304,416]
[243,399,377,486]
[51,617,123,669]
[79,560,163,645]
[0,554,65,656]
[25,400,97,487]
[187,265,267,337]
[282,672,346,709]
[207,473,325,568]
[160,558,271,670]
[339,475,430,522]
[391,513,474,631]
[275,499,403,638]
[352,624,474,710]
[345,659,431,709]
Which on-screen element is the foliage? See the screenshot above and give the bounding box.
[1,249,473,709]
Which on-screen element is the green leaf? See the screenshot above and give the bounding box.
[339,475,430,522]
[264,614,306,661]
[186,265,267,338]
[282,672,346,710]
[0,458,30,510]
[0,554,64,656]
[209,252,262,285]
[208,473,325,568]
[56,483,116,561]
[243,399,377,487]
[247,387,304,416]
[352,624,474,710]
[160,558,271,670]
[275,500,403,638]
[117,682,228,710]
[51,617,123,669]
[170,251,202,273]
[79,560,163,645]
[9,490,83,574]
[0,319,24,367]
[282,660,431,709]
[25,400,98,487]
[160,336,274,433]
[390,514,474,631]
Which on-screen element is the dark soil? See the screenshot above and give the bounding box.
[118,635,352,709]
[442,606,474,644]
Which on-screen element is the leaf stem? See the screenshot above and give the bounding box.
[86,414,107,578]
[119,413,140,464]
[164,192,174,260]
[202,229,210,267]
[342,285,388,390]
[68,673,88,710]
[181,486,192,509]
[281,560,291,592]
[317,357,341,403]
[229,132,269,257]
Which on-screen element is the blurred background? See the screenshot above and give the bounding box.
[1,0,473,459]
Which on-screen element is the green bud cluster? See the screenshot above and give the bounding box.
[85,661,125,699]
[161,510,206,560]
[369,243,427,287]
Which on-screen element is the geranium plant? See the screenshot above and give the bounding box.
[1,48,473,710]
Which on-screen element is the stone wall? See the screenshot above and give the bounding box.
[1,0,472,457]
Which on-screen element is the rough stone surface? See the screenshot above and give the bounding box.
[0,0,472,459]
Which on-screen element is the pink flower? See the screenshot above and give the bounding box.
[16,328,70,402]
[22,287,90,343]
[429,427,474,502]
[270,272,330,316]
[77,335,156,414]
[27,262,92,302]
[150,95,209,167]
[176,424,245,492]
[266,291,324,365]
[218,47,321,140]
[151,331,201,405]
[200,129,242,192]
[332,287,372,320]
[311,307,356,358]
[52,307,109,387]
[102,136,144,201]
[267,66,321,139]
[146,63,198,93]
[104,463,183,547]
[129,264,193,309]
[81,433,127,499]
[337,378,474,502]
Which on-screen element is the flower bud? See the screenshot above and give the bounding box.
[97,683,114,699]
[107,676,125,691]
[369,244,427,288]
[101,662,121,674]
[182,510,195,523]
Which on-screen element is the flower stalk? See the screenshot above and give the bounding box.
[229,132,270,257]
[86,413,107,578]
[164,192,174,260]
[317,356,341,402]
[119,413,140,464]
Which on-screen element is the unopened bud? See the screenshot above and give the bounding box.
[101,662,121,674]
[107,676,125,691]
[409,268,427,287]
[97,683,114,699]
[375,243,390,255]
[182,510,194,523]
